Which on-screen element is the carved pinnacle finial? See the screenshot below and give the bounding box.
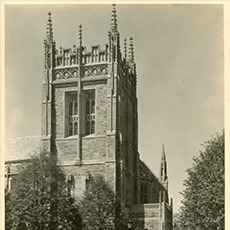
[128,37,134,62]
[124,38,127,61]
[110,4,118,32]
[46,12,53,42]
[73,44,76,53]
[79,24,83,47]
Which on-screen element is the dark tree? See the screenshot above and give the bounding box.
[179,132,224,230]
[78,175,130,230]
[5,155,82,230]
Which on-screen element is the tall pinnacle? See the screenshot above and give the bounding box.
[124,38,127,61]
[110,4,118,32]
[79,24,83,47]
[128,37,134,62]
[46,12,53,43]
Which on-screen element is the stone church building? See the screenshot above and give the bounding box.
[5,5,173,230]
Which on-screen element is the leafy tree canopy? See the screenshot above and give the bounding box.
[78,175,130,230]
[179,131,224,230]
[5,155,82,230]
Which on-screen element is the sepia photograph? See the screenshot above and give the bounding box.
[2,2,225,230]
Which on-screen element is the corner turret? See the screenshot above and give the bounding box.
[41,12,56,153]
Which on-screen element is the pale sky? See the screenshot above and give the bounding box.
[5,4,224,213]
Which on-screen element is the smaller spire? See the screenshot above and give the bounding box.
[46,12,53,42]
[159,144,168,190]
[161,144,166,161]
[124,38,127,61]
[110,4,118,32]
[73,44,76,53]
[79,24,83,47]
[128,37,134,62]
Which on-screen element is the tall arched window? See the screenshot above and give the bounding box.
[85,92,95,135]
[68,94,78,136]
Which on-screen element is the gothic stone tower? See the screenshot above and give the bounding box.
[41,6,139,205]
[4,5,173,230]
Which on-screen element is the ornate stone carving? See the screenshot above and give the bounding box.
[54,64,108,80]
[54,68,79,80]
[82,65,108,78]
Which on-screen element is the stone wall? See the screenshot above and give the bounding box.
[131,203,160,230]
[131,203,172,230]
[60,163,106,199]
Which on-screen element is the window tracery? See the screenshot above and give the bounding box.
[68,94,78,136]
[85,92,95,135]
[66,91,96,137]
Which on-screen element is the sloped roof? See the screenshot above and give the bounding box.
[139,158,167,192]
[5,136,41,162]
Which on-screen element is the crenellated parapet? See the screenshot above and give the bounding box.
[52,40,136,86]
[55,44,110,68]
